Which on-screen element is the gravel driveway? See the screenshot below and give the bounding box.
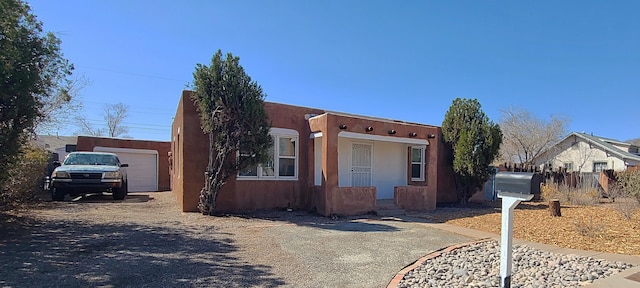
[0,191,471,287]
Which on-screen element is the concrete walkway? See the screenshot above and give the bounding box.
[402,219,640,287]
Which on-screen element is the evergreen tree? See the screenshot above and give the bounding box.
[442,98,502,202]
[191,50,272,215]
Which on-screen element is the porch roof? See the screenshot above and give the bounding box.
[308,111,439,128]
[311,131,429,145]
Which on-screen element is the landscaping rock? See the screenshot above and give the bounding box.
[397,240,635,288]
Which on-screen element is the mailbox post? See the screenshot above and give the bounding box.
[494,172,541,288]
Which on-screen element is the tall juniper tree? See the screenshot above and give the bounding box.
[0,0,73,189]
[191,50,272,215]
[442,98,502,203]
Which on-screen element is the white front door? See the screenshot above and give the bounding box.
[351,143,372,187]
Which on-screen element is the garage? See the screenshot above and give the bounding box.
[93,146,158,192]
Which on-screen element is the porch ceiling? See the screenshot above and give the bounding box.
[311,131,429,145]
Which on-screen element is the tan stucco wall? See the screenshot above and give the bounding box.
[172,90,458,214]
[395,186,434,211]
[172,90,325,212]
[171,91,209,211]
[331,187,376,215]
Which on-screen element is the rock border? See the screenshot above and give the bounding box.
[386,238,493,288]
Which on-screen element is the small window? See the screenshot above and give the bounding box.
[546,161,553,170]
[65,144,77,153]
[593,162,608,172]
[411,146,425,181]
[563,162,573,172]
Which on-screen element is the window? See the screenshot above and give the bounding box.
[593,161,608,172]
[546,161,553,170]
[238,128,298,180]
[238,152,258,176]
[411,146,425,181]
[563,162,573,172]
[278,137,296,177]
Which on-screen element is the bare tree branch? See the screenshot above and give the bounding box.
[35,74,90,134]
[104,103,129,137]
[498,107,569,165]
[74,116,105,136]
[75,102,129,138]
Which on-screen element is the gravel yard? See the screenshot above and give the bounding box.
[413,200,640,255]
[0,191,471,288]
[398,240,634,288]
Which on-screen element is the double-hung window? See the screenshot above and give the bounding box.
[593,161,608,173]
[238,128,298,180]
[410,146,426,181]
[563,162,573,172]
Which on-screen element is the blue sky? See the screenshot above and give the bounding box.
[29,1,640,142]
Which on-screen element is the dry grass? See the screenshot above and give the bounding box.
[428,200,640,256]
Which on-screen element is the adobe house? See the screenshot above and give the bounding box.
[76,136,171,192]
[171,90,457,216]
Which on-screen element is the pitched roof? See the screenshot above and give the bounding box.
[569,132,640,162]
[32,135,78,152]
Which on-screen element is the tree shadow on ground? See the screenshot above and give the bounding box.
[400,200,556,223]
[69,193,153,203]
[210,199,564,228]
[224,210,400,232]
[0,212,285,287]
[394,201,500,224]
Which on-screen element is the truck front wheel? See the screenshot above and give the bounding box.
[52,187,66,201]
[112,181,127,200]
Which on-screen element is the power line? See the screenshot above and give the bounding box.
[80,65,187,83]
[82,102,176,116]
[81,119,171,128]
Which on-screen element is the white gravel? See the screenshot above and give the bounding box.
[398,240,635,288]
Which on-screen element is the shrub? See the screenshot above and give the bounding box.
[573,216,605,238]
[540,179,599,206]
[0,145,49,210]
[616,170,640,203]
[610,170,640,220]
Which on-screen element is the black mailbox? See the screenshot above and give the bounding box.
[494,172,542,195]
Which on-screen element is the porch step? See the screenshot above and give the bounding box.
[376,208,406,217]
[375,199,406,216]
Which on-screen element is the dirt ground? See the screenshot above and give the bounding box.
[2,191,639,287]
[0,191,471,288]
[416,199,640,256]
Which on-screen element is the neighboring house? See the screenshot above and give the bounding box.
[532,132,640,173]
[171,90,457,216]
[76,136,171,192]
[33,135,78,161]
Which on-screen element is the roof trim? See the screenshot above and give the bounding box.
[338,131,429,145]
[566,132,640,162]
[308,112,439,128]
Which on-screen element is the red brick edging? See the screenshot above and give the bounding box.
[386,238,493,288]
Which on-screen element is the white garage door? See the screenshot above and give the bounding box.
[94,146,158,192]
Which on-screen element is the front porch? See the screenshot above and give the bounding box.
[307,112,446,216]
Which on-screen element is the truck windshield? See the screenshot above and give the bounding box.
[63,154,118,166]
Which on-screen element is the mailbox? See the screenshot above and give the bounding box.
[494,172,542,195]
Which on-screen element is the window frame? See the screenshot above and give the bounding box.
[563,162,573,172]
[410,146,426,181]
[237,128,299,181]
[593,161,608,173]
